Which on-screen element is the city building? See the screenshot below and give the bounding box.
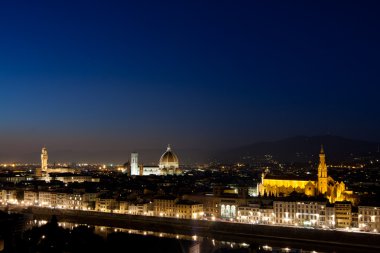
[153,196,177,217]
[23,190,97,210]
[119,201,129,213]
[237,204,261,223]
[158,145,180,175]
[153,196,203,219]
[273,199,327,227]
[184,187,249,219]
[36,147,76,178]
[237,202,275,224]
[258,147,354,203]
[334,201,352,228]
[128,145,182,176]
[326,204,336,228]
[127,201,152,215]
[175,200,203,219]
[45,173,100,183]
[0,189,18,204]
[95,197,118,212]
[24,191,38,206]
[359,205,380,232]
[351,207,359,228]
[184,194,221,218]
[258,205,276,224]
[0,174,32,184]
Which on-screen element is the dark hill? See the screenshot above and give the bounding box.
[217,135,379,163]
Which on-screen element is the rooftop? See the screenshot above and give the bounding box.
[175,200,200,205]
[265,174,317,181]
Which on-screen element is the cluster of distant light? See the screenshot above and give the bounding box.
[329,165,365,169]
[1,164,16,168]
[0,163,42,167]
[0,163,123,167]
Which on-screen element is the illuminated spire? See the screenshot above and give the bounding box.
[167,144,171,151]
[318,145,328,194]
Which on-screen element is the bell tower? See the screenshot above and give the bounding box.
[317,145,328,194]
[130,153,139,176]
[41,147,48,172]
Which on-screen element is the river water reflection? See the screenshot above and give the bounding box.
[26,219,374,253]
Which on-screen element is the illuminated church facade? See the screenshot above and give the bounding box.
[127,145,181,176]
[258,146,354,203]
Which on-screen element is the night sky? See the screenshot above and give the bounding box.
[1,1,379,163]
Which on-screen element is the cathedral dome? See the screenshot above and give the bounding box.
[159,145,179,170]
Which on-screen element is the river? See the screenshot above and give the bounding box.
[25,219,349,253]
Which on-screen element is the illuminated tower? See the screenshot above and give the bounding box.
[41,147,48,172]
[317,145,328,195]
[130,153,139,176]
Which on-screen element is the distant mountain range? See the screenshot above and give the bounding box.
[1,135,379,165]
[216,135,380,163]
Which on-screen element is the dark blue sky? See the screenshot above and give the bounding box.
[1,1,379,162]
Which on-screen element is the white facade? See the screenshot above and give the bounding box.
[221,203,237,219]
[238,205,260,223]
[127,145,181,176]
[273,200,327,227]
[142,166,161,176]
[359,206,380,232]
[130,153,139,176]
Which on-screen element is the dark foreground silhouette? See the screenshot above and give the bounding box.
[1,215,257,253]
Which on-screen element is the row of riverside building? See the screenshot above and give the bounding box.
[1,187,379,233]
